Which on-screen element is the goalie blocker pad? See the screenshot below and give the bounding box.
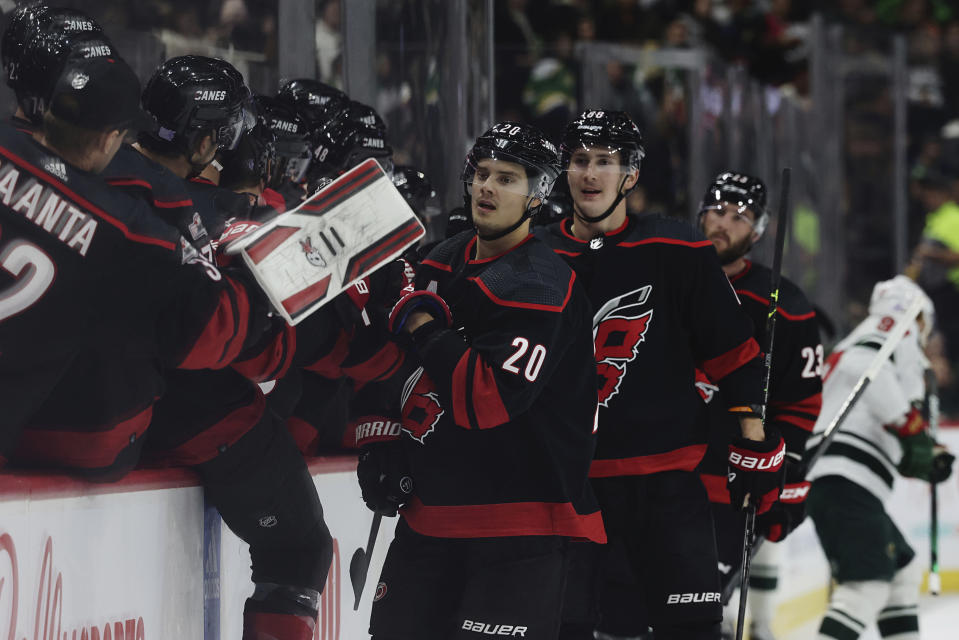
[227,159,425,325]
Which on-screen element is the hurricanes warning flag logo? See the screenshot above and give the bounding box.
[401,367,445,443]
[593,285,653,407]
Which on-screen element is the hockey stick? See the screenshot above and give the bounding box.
[349,512,382,610]
[924,367,942,596]
[735,167,790,640]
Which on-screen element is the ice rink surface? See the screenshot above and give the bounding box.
[780,593,959,639]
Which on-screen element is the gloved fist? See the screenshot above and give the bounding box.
[387,290,452,335]
[727,426,786,514]
[757,458,810,541]
[930,444,955,484]
[897,430,955,483]
[356,442,413,517]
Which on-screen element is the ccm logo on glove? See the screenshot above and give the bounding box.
[779,481,811,503]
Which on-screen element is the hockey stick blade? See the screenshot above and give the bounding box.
[350,512,383,610]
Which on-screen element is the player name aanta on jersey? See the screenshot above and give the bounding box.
[0,161,98,256]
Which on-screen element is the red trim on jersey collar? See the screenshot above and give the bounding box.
[419,258,453,272]
[589,444,708,477]
[736,289,816,321]
[469,270,576,313]
[0,144,178,250]
[401,496,607,543]
[464,233,534,264]
[560,216,630,243]
[728,259,753,283]
[618,236,713,248]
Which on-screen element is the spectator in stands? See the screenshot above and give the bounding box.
[910,163,959,368]
[315,0,341,85]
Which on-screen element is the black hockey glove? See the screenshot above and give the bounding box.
[356,442,413,517]
[756,458,810,542]
[727,425,786,515]
[387,290,452,336]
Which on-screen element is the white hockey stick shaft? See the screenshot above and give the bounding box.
[806,294,926,470]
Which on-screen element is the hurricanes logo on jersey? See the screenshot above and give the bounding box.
[401,367,445,443]
[593,285,654,407]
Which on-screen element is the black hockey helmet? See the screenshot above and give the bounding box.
[462,122,561,202]
[254,94,312,189]
[141,55,254,155]
[218,120,277,192]
[2,3,49,90]
[276,78,348,126]
[699,171,769,237]
[561,109,645,172]
[2,5,105,91]
[308,102,392,186]
[392,165,438,223]
[461,122,561,240]
[17,29,118,124]
[561,109,645,223]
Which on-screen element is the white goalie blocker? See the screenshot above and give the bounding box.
[226,159,425,324]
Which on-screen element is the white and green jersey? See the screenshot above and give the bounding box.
[806,313,927,504]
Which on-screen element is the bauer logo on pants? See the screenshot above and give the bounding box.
[666,591,721,605]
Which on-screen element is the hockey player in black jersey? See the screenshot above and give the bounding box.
[357,122,603,640]
[0,56,271,465]
[100,56,330,640]
[536,111,784,640]
[696,172,823,639]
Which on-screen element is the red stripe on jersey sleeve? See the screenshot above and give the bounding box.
[232,324,297,382]
[770,392,822,414]
[153,198,193,209]
[178,276,251,369]
[287,416,320,456]
[154,393,265,466]
[700,473,731,504]
[451,350,471,427]
[700,337,760,382]
[775,413,817,432]
[15,404,155,469]
[470,357,511,429]
[589,444,708,477]
[303,329,351,377]
[401,496,607,543]
[342,342,405,384]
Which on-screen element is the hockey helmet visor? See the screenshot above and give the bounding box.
[463,149,558,200]
[565,142,643,177]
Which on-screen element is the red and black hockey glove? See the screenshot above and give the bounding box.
[727,425,786,515]
[356,441,413,517]
[387,290,452,336]
[756,458,810,541]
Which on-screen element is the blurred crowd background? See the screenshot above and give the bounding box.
[10,0,959,407]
